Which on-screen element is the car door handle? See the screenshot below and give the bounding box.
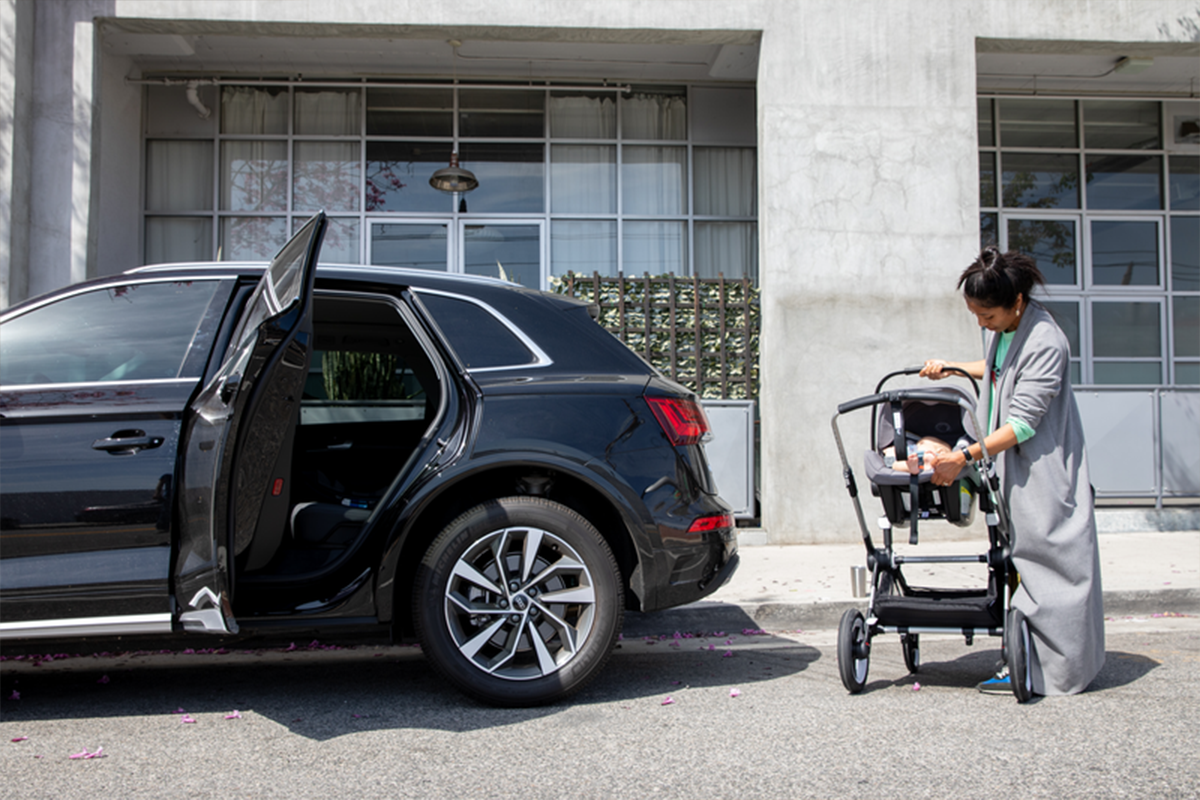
[92,430,165,455]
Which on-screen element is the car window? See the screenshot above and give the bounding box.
[0,280,224,386]
[417,292,537,370]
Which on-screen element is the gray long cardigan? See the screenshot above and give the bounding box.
[985,300,1105,695]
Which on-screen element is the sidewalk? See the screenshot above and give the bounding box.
[622,530,1200,637]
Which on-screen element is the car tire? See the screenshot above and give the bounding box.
[414,496,624,707]
[837,608,871,694]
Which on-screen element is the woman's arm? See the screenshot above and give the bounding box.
[927,423,1019,486]
[919,359,986,380]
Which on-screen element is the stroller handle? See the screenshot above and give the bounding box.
[875,365,980,397]
[836,387,975,416]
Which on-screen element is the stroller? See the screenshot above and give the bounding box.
[830,366,1033,702]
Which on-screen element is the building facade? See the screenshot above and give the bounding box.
[2,0,1197,541]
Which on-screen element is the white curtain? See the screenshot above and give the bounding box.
[295,89,360,135]
[622,93,687,140]
[294,141,360,212]
[145,217,212,263]
[549,94,616,138]
[551,220,617,277]
[146,140,212,211]
[695,222,757,281]
[221,141,287,211]
[622,146,686,215]
[694,148,756,216]
[623,221,685,275]
[221,86,287,134]
[551,145,616,214]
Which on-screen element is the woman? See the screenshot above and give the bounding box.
[921,246,1104,696]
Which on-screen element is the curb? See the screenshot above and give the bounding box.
[621,588,1200,638]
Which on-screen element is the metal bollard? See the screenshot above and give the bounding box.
[851,565,867,598]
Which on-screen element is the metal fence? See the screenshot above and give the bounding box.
[553,272,760,400]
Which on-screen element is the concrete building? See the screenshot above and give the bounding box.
[2,0,1197,542]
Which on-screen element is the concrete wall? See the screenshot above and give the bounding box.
[4,0,1198,541]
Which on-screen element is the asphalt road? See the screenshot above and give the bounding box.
[2,616,1198,800]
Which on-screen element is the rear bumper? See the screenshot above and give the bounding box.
[638,525,739,612]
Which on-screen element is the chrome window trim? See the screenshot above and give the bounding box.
[0,377,200,392]
[0,613,173,640]
[411,287,554,372]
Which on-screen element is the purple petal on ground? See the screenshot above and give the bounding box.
[913,682,921,691]
[180,715,196,724]
[661,697,675,705]
[723,650,734,657]
[12,736,29,742]
[224,710,242,720]
[730,688,741,698]
[8,690,19,700]
[97,675,110,684]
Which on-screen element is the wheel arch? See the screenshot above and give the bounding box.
[377,458,649,639]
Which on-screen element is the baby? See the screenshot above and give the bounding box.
[882,436,952,475]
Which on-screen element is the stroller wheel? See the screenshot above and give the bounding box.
[837,609,871,694]
[901,633,920,674]
[1005,608,1033,702]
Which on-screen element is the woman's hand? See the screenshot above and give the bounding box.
[926,449,966,486]
[920,359,949,380]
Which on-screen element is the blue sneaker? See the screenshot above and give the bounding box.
[977,666,1011,695]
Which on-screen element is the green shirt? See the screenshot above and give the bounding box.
[992,331,1035,443]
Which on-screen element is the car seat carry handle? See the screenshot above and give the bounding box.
[874,365,980,397]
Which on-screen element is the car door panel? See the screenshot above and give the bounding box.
[175,212,327,634]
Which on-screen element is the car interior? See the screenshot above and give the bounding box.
[236,293,442,580]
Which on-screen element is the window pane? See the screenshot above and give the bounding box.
[998,99,1077,148]
[221,86,287,135]
[220,141,287,212]
[219,217,287,261]
[978,98,994,147]
[1041,301,1080,355]
[695,148,756,216]
[463,224,540,288]
[1091,220,1159,286]
[1170,155,1200,211]
[622,91,687,140]
[1176,362,1200,384]
[624,221,686,275]
[418,293,535,369]
[298,217,359,264]
[980,213,998,249]
[459,89,544,138]
[1172,216,1200,290]
[1094,362,1161,385]
[549,92,616,138]
[1001,153,1079,208]
[146,141,213,211]
[370,223,447,270]
[294,88,359,135]
[294,142,360,212]
[1086,154,1162,210]
[1175,296,1200,358]
[145,217,212,263]
[0,281,220,385]
[551,221,616,277]
[1007,219,1076,285]
[979,151,996,208]
[622,146,686,215]
[1083,100,1160,149]
[695,222,757,281]
[367,87,453,136]
[1093,302,1161,357]
[365,142,453,213]
[457,144,544,214]
[551,145,616,213]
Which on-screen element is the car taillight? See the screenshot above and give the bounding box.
[646,395,711,447]
[688,512,734,533]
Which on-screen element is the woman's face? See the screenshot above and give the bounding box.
[965,295,1022,333]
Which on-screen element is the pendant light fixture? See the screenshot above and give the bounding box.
[429,152,479,193]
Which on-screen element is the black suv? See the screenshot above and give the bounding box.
[0,213,737,706]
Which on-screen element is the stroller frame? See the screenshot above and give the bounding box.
[830,366,1033,701]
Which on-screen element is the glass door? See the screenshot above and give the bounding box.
[369,221,451,271]
[459,221,544,288]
